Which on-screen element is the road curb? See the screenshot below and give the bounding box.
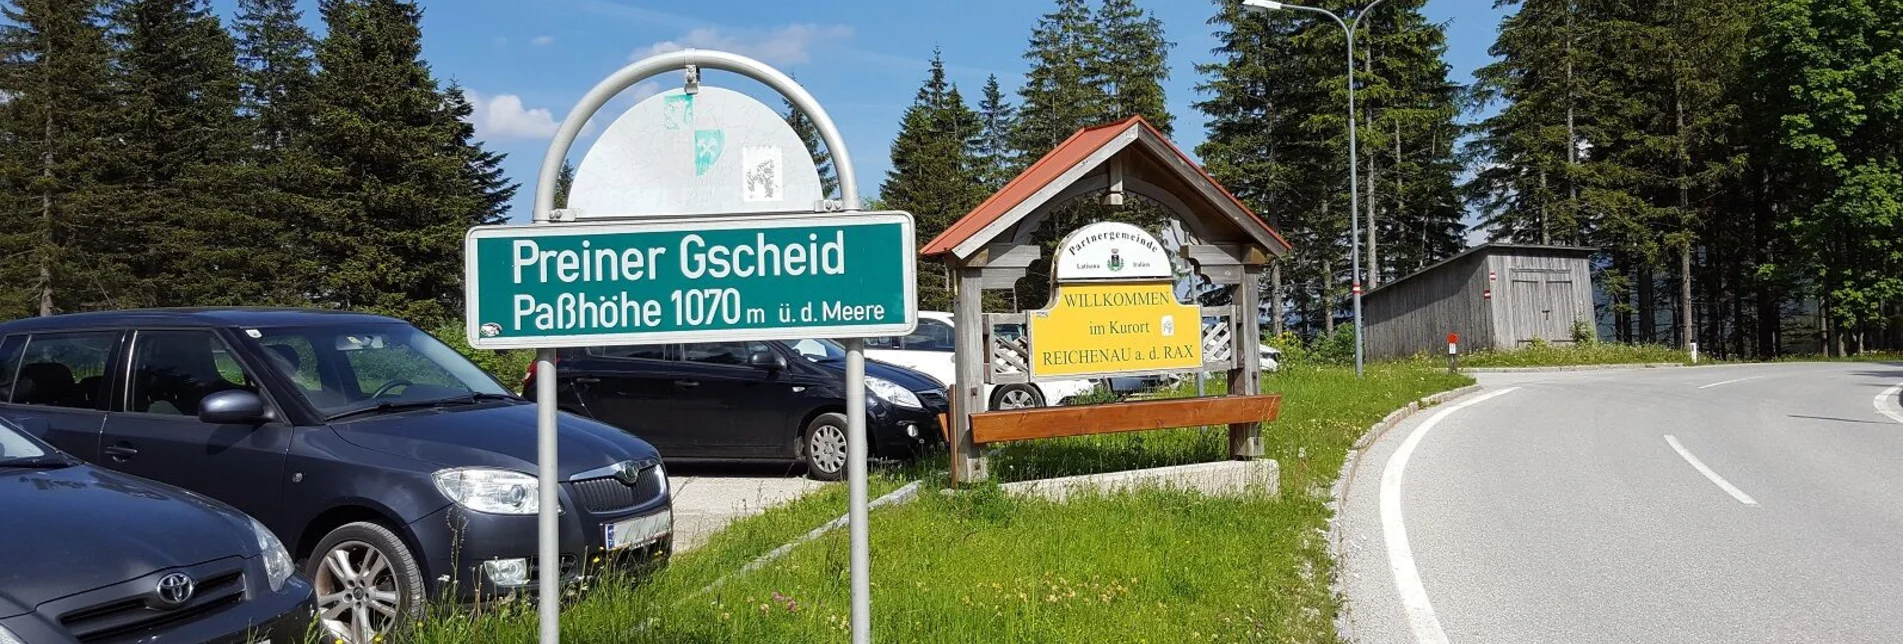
[1328,383,1483,644]
[1461,362,1683,373]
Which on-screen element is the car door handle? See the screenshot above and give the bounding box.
[673,380,700,389]
[103,444,138,461]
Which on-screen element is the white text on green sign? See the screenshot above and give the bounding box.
[464,213,917,349]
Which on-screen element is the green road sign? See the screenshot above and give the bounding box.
[464,212,917,349]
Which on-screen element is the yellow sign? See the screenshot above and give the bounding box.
[1027,281,1203,378]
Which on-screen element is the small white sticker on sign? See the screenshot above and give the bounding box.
[742,145,782,202]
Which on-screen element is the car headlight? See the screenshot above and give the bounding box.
[249,517,294,592]
[865,376,922,409]
[433,468,539,515]
[651,462,669,497]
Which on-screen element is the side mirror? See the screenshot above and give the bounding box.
[199,390,272,425]
[748,351,788,371]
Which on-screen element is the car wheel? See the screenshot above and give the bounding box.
[308,521,426,644]
[804,412,849,481]
[990,384,1045,411]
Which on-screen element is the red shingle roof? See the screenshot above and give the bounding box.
[919,115,1287,258]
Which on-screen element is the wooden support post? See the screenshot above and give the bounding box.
[951,265,988,483]
[1228,264,1264,459]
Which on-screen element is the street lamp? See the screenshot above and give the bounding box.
[1241,0,1386,378]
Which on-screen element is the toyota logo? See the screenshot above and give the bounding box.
[154,572,195,607]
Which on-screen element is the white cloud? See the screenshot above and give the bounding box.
[628,81,663,104]
[636,23,853,66]
[532,35,555,46]
[465,90,593,140]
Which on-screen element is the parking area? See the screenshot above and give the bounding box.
[666,462,832,552]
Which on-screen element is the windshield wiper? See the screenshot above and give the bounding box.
[0,455,77,470]
[324,392,516,422]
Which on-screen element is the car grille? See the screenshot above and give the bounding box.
[917,390,949,411]
[60,566,245,644]
[568,465,664,514]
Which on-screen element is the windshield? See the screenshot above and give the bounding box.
[252,324,511,418]
[0,419,50,462]
[790,338,847,362]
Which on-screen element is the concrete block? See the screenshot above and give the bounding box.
[999,459,1279,502]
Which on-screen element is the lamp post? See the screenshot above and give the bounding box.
[1240,0,1386,378]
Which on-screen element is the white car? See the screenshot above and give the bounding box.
[866,312,1097,411]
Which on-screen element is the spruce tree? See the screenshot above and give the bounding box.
[1013,0,1101,162]
[971,75,1017,190]
[553,160,575,210]
[881,52,984,311]
[0,0,116,317]
[234,0,313,158]
[782,90,838,200]
[1093,0,1173,135]
[296,0,515,325]
[103,0,272,307]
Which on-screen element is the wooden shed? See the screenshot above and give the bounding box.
[1362,244,1596,359]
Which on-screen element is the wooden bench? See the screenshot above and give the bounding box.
[942,395,1282,481]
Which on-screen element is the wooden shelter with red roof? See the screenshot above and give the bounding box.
[923,116,1292,483]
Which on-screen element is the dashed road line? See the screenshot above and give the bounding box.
[1664,435,1758,505]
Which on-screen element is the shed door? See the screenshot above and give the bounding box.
[1510,270,1575,344]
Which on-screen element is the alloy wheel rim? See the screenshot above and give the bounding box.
[999,389,1036,409]
[812,424,848,474]
[313,540,401,643]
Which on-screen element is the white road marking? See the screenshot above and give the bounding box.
[1697,376,1763,389]
[1877,382,1903,424]
[1664,435,1758,505]
[1380,387,1520,644]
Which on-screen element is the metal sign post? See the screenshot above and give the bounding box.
[466,49,906,644]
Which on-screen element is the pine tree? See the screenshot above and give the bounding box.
[1093,0,1173,135]
[1354,0,1466,284]
[295,0,516,326]
[232,0,316,305]
[971,75,1017,190]
[0,0,116,317]
[1013,0,1101,162]
[782,90,838,200]
[881,51,985,312]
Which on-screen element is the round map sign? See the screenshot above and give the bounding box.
[1053,222,1172,281]
[569,85,825,218]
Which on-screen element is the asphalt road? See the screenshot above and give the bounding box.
[1338,362,1903,644]
[666,461,829,552]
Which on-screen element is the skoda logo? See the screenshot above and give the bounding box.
[613,461,643,485]
[155,572,195,607]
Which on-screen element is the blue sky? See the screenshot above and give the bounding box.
[210,0,1507,223]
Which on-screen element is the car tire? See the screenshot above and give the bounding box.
[803,412,850,481]
[989,384,1046,411]
[307,521,427,644]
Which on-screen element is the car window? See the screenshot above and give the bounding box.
[587,345,668,361]
[0,335,22,404]
[0,418,48,460]
[680,342,771,366]
[903,319,956,351]
[864,336,900,350]
[791,338,846,362]
[10,331,119,410]
[129,330,258,416]
[253,325,509,418]
[345,340,468,392]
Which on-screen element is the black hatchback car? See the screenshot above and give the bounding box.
[0,309,671,644]
[532,338,948,480]
[0,416,312,643]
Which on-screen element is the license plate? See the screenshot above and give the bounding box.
[604,510,672,550]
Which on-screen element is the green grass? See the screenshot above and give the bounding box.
[1440,342,1689,368]
[399,363,1471,644]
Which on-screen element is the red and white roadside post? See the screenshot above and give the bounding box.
[1447,332,1460,373]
